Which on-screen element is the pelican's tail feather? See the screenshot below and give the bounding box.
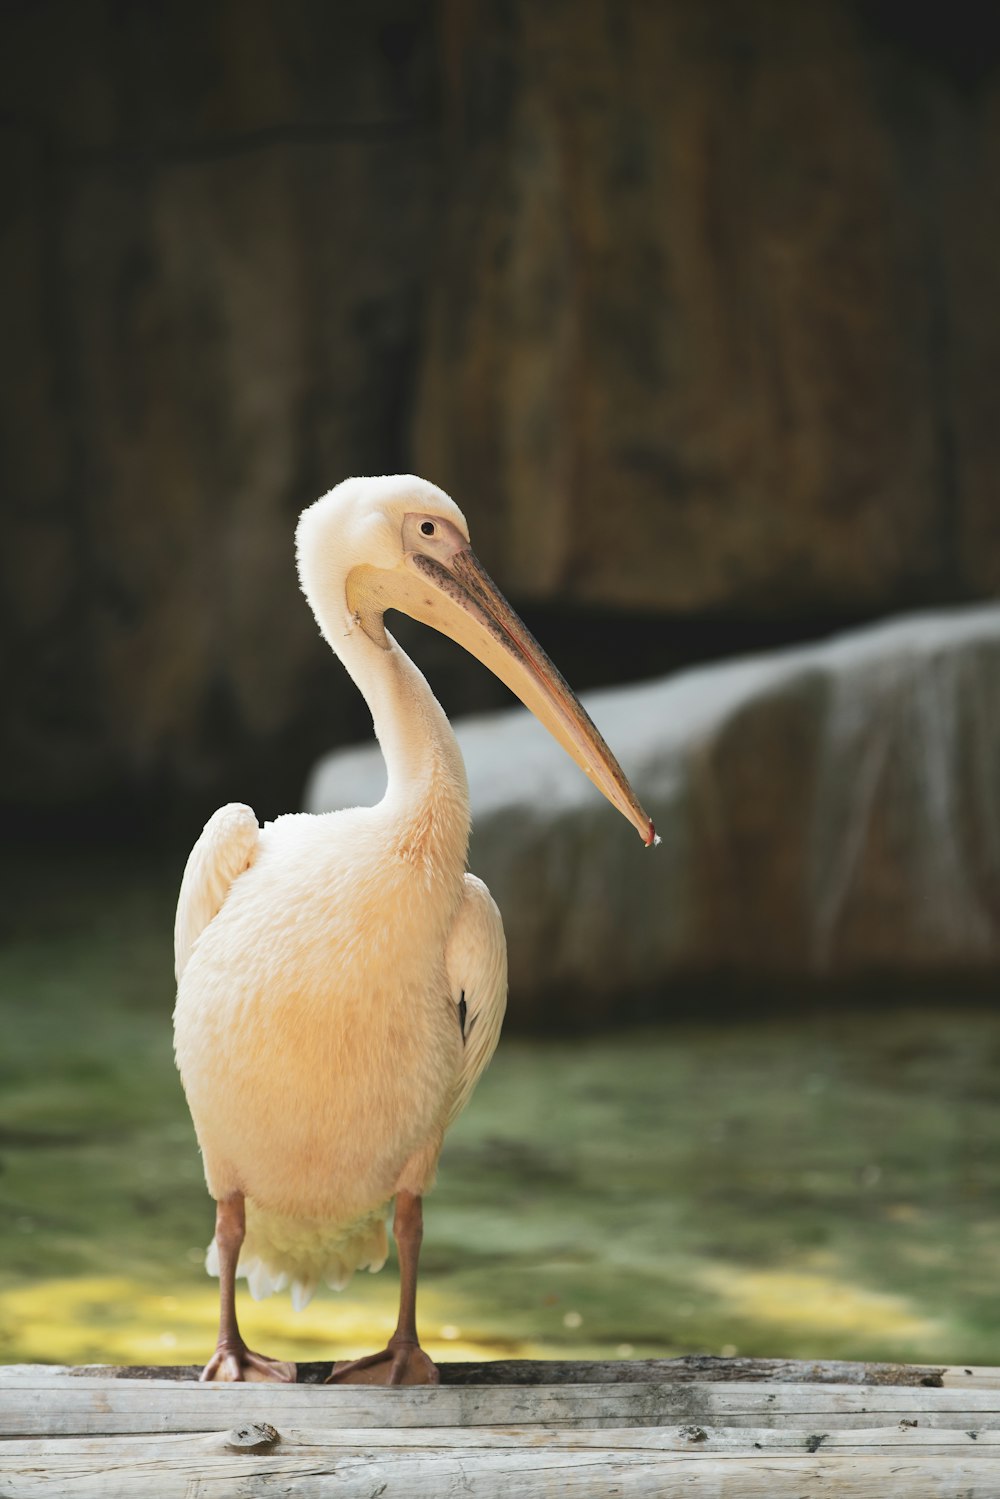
[205,1201,390,1310]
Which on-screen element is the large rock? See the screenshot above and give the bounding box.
[306,607,1000,1022]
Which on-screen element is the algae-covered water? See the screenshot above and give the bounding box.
[2,852,999,1369]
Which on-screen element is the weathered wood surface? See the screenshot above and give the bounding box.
[6,1374,1000,1438]
[3,1362,999,1498]
[1,1437,997,1498]
[5,1353,965,1386]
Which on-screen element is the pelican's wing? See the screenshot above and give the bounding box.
[444,873,508,1128]
[174,802,260,982]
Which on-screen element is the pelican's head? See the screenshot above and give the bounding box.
[298,475,655,846]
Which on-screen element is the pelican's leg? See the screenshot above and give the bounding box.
[200,1195,296,1383]
[326,1190,439,1386]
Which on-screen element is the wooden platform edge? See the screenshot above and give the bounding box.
[4,1354,977,1387]
[5,1361,999,1499]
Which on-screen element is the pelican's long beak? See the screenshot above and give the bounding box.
[358,545,656,845]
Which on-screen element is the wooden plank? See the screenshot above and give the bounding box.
[941,1367,1000,1389]
[7,1373,997,1411]
[4,1363,998,1499]
[2,1379,998,1438]
[8,1423,1000,1454]
[0,1356,961,1387]
[1,1441,997,1499]
[438,1356,955,1389]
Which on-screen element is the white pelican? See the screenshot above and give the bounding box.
[173,474,655,1385]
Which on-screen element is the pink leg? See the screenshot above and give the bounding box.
[326,1191,438,1386]
[200,1195,295,1383]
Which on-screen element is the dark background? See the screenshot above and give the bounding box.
[3,0,999,845]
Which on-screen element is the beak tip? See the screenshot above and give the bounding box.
[644,819,659,848]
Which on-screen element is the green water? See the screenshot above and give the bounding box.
[1,854,998,1368]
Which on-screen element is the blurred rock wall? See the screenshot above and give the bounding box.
[2,0,999,833]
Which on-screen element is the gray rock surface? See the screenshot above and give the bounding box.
[306,607,1000,1020]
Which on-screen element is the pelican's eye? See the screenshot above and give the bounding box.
[402,510,467,559]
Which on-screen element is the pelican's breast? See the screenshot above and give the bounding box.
[174,809,464,1221]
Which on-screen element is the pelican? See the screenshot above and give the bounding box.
[173,474,655,1384]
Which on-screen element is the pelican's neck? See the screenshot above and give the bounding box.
[326,609,471,874]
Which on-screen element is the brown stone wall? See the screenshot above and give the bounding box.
[416,0,1000,612]
[2,0,998,831]
[1,2,442,823]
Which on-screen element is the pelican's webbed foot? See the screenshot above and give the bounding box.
[201,1334,296,1383]
[326,1333,439,1386]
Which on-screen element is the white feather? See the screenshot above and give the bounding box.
[446,875,508,1127]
